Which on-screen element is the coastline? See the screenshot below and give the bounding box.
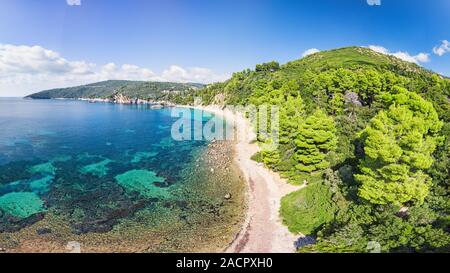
[0,99,246,253]
[8,98,302,253]
[185,105,304,253]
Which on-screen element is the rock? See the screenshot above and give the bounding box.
[150,104,164,109]
[294,236,316,249]
[113,93,132,104]
[211,168,215,173]
[224,193,232,200]
[37,227,52,235]
[344,91,362,106]
[396,207,409,218]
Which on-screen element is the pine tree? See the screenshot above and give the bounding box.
[279,94,304,144]
[294,109,338,173]
[356,89,444,205]
[261,139,281,168]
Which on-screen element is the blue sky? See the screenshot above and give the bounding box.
[0,0,449,96]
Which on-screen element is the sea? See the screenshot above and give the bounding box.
[0,98,245,252]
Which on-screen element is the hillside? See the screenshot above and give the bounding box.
[192,47,449,121]
[26,80,204,101]
[182,46,450,253]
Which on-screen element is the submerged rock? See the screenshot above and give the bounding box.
[150,104,164,109]
[37,227,52,235]
[131,151,158,164]
[80,159,113,178]
[71,200,147,234]
[114,169,169,199]
[0,192,46,218]
[152,137,175,148]
[29,162,57,175]
[29,175,54,195]
[51,155,72,163]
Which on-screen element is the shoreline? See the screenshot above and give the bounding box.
[0,101,246,253]
[14,98,303,253]
[185,105,304,253]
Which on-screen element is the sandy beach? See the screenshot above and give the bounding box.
[189,105,304,253]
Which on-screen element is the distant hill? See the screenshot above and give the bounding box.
[26,80,204,100]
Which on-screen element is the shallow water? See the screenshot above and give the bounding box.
[0,98,245,252]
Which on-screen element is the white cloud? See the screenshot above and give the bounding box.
[302,48,320,57]
[0,44,93,76]
[161,65,227,83]
[67,0,81,6]
[368,45,430,64]
[433,40,450,56]
[0,44,229,97]
[411,53,430,63]
[367,45,389,54]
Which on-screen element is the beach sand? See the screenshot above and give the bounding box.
[192,105,304,253]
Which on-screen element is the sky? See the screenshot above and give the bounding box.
[0,0,449,96]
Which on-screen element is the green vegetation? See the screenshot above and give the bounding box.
[27,80,204,102]
[356,88,443,205]
[175,46,450,252]
[294,109,337,173]
[280,182,336,234]
[255,61,280,72]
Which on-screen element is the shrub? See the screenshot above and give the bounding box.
[280,182,336,234]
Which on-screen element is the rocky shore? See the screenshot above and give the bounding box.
[190,105,303,253]
[74,93,177,108]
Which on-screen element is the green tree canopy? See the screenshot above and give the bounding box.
[356,89,444,205]
[279,81,304,144]
[294,109,338,173]
[260,139,281,168]
[255,61,280,72]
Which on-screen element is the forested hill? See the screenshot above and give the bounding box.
[26,80,204,101]
[183,46,450,253]
[193,46,449,121]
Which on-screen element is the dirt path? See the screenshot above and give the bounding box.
[226,135,304,253]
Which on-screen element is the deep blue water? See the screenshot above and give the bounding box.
[0,98,214,234]
[0,98,203,165]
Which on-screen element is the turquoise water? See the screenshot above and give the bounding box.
[0,98,244,252]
